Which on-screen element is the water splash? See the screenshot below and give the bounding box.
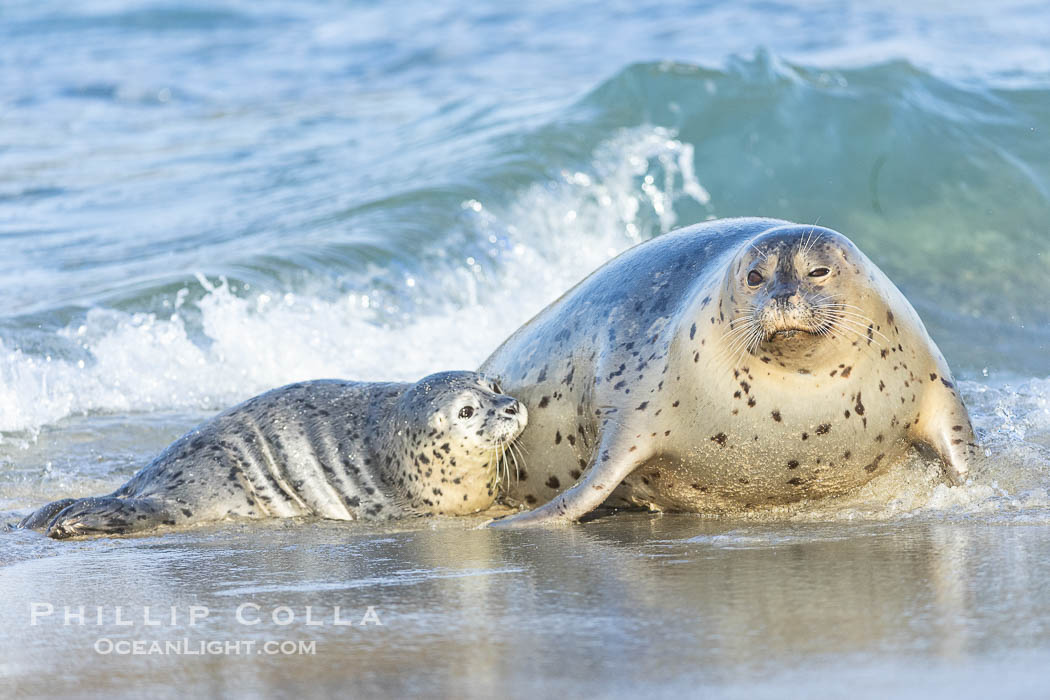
[0,126,708,437]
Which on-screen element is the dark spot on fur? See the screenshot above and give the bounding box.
[711,433,728,447]
[815,423,831,435]
[787,460,799,470]
[538,396,550,408]
[546,476,561,489]
[772,410,782,422]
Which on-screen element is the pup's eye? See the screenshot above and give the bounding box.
[809,267,831,278]
[458,406,475,419]
[747,270,763,286]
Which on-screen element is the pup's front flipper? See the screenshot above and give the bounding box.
[45,497,175,539]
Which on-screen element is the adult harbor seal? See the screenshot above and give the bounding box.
[481,218,977,526]
[21,372,527,538]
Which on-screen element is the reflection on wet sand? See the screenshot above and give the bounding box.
[2,513,1050,698]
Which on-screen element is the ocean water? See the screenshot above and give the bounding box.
[2,1,1050,697]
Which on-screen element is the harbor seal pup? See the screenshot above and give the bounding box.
[21,371,527,538]
[481,218,977,526]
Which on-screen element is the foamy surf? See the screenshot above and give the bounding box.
[0,127,706,437]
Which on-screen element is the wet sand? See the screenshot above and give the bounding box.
[3,512,1050,699]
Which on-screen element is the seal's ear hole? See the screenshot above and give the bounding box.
[747,270,763,286]
[458,406,475,419]
[809,267,831,278]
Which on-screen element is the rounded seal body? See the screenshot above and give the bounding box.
[22,371,526,537]
[481,218,976,525]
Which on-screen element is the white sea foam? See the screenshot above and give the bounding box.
[0,126,707,436]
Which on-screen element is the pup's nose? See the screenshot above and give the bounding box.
[503,400,527,423]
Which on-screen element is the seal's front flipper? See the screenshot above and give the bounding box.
[489,430,650,528]
[45,497,175,539]
[19,498,78,531]
[910,375,977,485]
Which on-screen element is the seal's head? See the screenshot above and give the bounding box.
[722,225,881,364]
[391,371,528,514]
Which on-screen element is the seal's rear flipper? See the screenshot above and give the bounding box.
[19,498,78,531]
[44,497,175,539]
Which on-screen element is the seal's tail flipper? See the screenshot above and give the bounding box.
[42,497,176,539]
[19,498,79,531]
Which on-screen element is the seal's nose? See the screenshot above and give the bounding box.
[502,400,527,424]
[771,287,802,306]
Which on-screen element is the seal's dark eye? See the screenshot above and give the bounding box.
[458,406,475,419]
[747,270,763,286]
[491,382,502,394]
[809,267,831,278]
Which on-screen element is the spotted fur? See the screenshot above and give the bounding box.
[481,218,977,526]
[21,372,526,538]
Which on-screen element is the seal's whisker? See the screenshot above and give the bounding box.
[824,319,885,352]
[508,440,526,482]
[817,303,871,314]
[826,314,889,344]
[730,325,765,366]
[828,312,890,337]
[499,441,510,489]
[721,321,762,343]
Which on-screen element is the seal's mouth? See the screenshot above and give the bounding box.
[765,325,823,342]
